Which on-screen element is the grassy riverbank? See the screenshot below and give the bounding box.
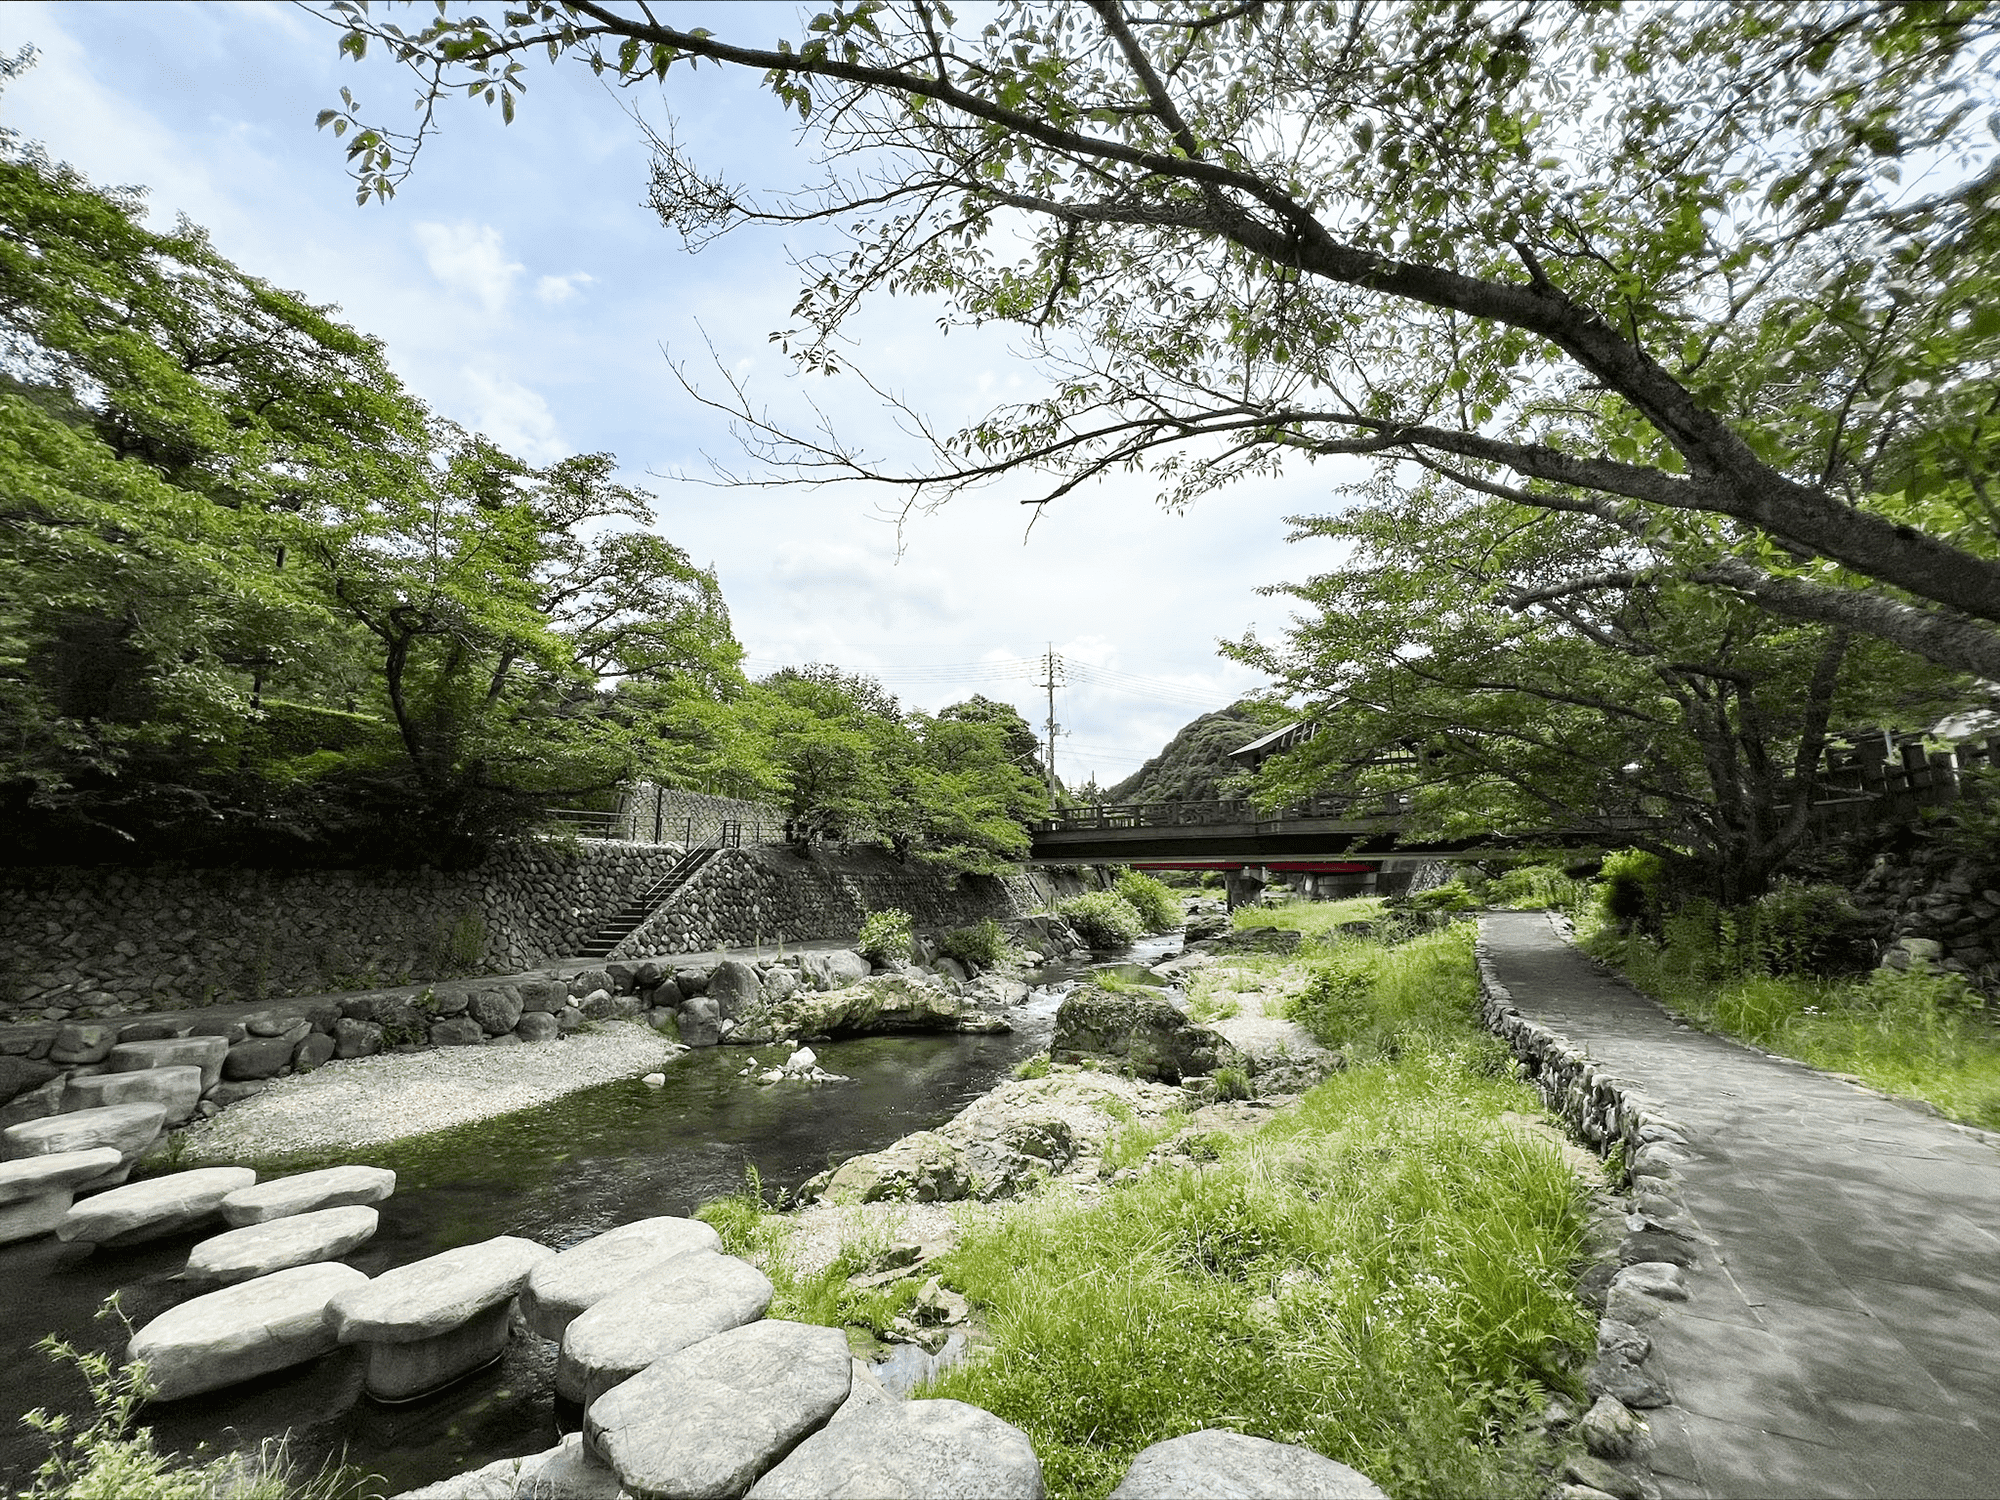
[1581,916,2000,1132]
[704,916,1599,1500]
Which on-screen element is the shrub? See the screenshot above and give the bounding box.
[1113,869,1181,932]
[1211,1065,1252,1101]
[1057,890,1146,950]
[1400,884,1479,915]
[1489,863,1591,912]
[1598,848,1662,933]
[938,917,1010,971]
[856,908,913,965]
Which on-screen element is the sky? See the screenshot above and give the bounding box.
[0,1,1364,790]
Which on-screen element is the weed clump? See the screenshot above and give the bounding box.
[1057,891,1146,950]
[938,917,1010,972]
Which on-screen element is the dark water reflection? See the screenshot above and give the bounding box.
[0,994,1082,1495]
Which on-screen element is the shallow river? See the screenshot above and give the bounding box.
[0,940,1177,1495]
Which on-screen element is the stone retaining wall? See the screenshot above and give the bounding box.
[1851,842,2000,993]
[611,846,1031,959]
[613,784,787,847]
[0,841,686,1022]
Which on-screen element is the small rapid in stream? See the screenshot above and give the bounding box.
[0,936,1182,1495]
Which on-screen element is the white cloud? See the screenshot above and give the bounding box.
[461,370,566,463]
[535,271,594,304]
[414,221,522,315]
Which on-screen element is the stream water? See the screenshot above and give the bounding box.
[0,937,1181,1495]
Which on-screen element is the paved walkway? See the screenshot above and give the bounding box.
[1481,912,2000,1500]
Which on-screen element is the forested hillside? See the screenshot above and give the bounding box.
[1103,703,1290,805]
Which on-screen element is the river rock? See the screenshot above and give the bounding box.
[519,979,568,1014]
[678,996,722,1048]
[62,1064,204,1124]
[737,974,966,1045]
[431,1016,487,1047]
[1051,987,1238,1084]
[515,1011,559,1044]
[0,1147,124,1245]
[294,1033,337,1072]
[747,1397,1043,1499]
[224,1036,297,1081]
[222,1164,398,1225]
[4,1102,166,1181]
[129,1261,367,1400]
[396,1432,623,1500]
[50,1022,118,1067]
[117,1020,181,1043]
[108,1035,229,1091]
[326,1234,553,1400]
[1581,1394,1655,1460]
[820,1130,970,1205]
[1108,1430,1388,1499]
[58,1166,257,1246]
[673,966,710,997]
[521,1215,723,1342]
[585,1320,851,1498]
[798,950,871,992]
[185,1016,249,1045]
[559,1248,774,1405]
[470,988,525,1036]
[0,1057,60,1109]
[707,960,763,1020]
[187,1205,379,1284]
[335,1018,384,1058]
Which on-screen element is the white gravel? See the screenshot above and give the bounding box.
[178,1024,683,1163]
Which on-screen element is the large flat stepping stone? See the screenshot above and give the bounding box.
[187,1205,379,1285]
[559,1248,774,1405]
[586,1319,851,1500]
[3,1102,166,1184]
[129,1261,366,1400]
[63,1065,204,1125]
[391,1433,623,1500]
[522,1214,722,1341]
[327,1234,553,1401]
[747,1397,1044,1499]
[221,1164,397,1226]
[108,1035,229,1091]
[1107,1430,1388,1499]
[0,1148,124,1246]
[57,1166,257,1247]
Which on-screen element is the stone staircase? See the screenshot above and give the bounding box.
[575,846,721,961]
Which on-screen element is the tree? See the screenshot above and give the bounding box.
[751,664,910,843]
[317,2,2000,680]
[898,702,1051,871]
[1232,485,1965,900]
[0,76,747,863]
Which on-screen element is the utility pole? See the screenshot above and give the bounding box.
[1039,644,1064,801]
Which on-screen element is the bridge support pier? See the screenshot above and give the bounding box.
[1223,867,1265,912]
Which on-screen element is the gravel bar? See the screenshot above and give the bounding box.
[178,1023,682,1164]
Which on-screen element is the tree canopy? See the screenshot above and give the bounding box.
[0,86,744,863]
[317,0,2000,684]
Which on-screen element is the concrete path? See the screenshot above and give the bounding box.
[1481,911,2000,1500]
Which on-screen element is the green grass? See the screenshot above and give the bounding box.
[694,921,1597,1500]
[1584,919,2000,1131]
[1231,896,1386,939]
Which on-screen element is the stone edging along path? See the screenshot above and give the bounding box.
[1475,922,1692,1500]
[1478,910,2000,1500]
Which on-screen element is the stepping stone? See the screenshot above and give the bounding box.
[559,1249,774,1405]
[186,1205,379,1285]
[62,1065,204,1125]
[394,1433,623,1500]
[521,1214,722,1341]
[221,1164,397,1226]
[585,1320,851,1499]
[0,1148,123,1246]
[57,1166,257,1247]
[747,1397,1044,1499]
[107,1036,229,1092]
[1108,1430,1388,1499]
[326,1234,553,1401]
[3,1102,167,1190]
[128,1261,367,1400]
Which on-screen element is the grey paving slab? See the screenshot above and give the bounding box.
[1481,912,2000,1500]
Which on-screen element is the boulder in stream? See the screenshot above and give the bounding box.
[57,1166,257,1247]
[221,1164,397,1225]
[1051,986,1238,1084]
[129,1261,367,1400]
[521,1214,722,1342]
[186,1204,379,1284]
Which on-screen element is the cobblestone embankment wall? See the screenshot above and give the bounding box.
[0,841,685,1021]
[610,845,1031,958]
